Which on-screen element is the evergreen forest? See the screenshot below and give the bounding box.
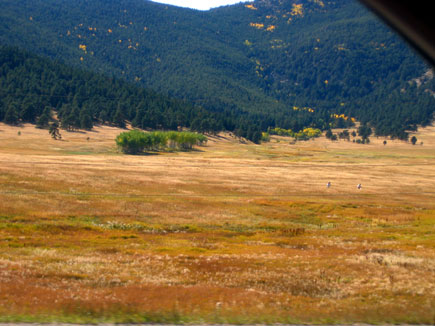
[0,46,226,134]
[0,0,434,140]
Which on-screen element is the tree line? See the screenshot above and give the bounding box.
[0,46,270,141]
[1,43,433,144]
[1,0,433,140]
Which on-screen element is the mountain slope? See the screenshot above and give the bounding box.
[0,45,229,134]
[0,0,434,137]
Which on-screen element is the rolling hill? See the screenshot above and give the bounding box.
[0,0,434,138]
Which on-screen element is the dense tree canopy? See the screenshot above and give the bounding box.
[0,0,434,138]
[0,46,230,135]
[115,130,207,154]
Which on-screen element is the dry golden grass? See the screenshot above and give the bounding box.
[0,123,434,323]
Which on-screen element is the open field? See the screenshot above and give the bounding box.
[0,123,434,324]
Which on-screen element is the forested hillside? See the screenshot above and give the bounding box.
[0,0,434,139]
[0,46,228,134]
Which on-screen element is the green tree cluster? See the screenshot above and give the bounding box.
[268,127,322,140]
[115,130,207,154]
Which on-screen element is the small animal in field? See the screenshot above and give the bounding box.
[326,181,331,188]
[357,183,362,189]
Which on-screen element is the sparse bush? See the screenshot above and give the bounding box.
[261,132,270,142]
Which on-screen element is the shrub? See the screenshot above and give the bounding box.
[116,130,148,154]
[261,132,270,142]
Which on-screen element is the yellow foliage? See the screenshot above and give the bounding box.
[108,29,112,33]
[250,23,264,29]
[78,44,87,52]
[302,127,322,137]
[293,106,314,113]
[291,4,303,16]
[245,4,257,10]
[330,113,355,121]
[266,25,276,32]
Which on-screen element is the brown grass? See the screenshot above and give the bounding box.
[0,123,434,323]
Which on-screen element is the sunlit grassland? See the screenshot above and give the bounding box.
[0,123,434,323]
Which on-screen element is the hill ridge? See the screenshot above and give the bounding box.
[0,0,434,139]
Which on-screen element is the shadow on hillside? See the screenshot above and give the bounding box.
[122,151,160,156]
[63,129,87,134]
[122,148,205,156]
[207,133,231,141]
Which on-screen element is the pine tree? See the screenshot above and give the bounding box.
[20,102,38,122]
[49,122,62,140]
[98,110,109,123]
[36,106,52,128]
[113,106,126,128]
[3,103,19,125]
[79,108,93,130]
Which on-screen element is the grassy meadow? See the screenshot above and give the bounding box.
[0,123,434,324]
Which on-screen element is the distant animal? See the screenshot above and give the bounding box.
[357,183,362,189]
[327,182,331,188]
